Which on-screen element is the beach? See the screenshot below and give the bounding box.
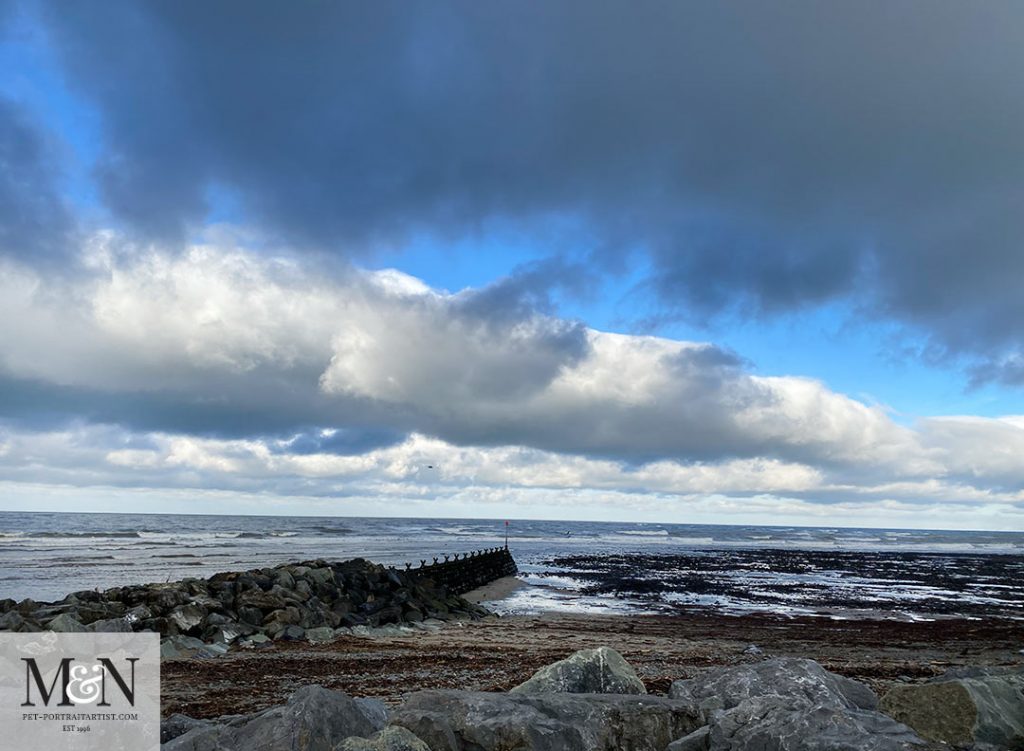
[161,578,1024,719]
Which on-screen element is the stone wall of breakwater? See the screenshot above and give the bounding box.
[404,547,518,596]
[0,549,519,643]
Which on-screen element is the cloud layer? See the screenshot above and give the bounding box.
[1,238,1022,525]
[14,0,1022,382]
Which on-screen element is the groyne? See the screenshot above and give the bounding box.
[404,546,518,596]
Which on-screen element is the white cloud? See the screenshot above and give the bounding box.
[0,235,1022,526]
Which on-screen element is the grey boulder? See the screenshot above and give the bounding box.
[160,635,228,659]
[670,658,877,713]
[47,613,89,632]
[511,646,647,695]
[706,696,927,751]
[669,659,926,751]
[880,668,1024,749]
[161,714,214,744]
[334,726,431,751]
[390,689,702,751]
[90,616,133,633]
[163,685,387,751]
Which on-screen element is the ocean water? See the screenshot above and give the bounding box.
[1,512,1022,620]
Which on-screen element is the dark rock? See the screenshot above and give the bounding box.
[274,625,306,641]
[390,690,702,751]
[148,587,188,613]
[237,605,264,626]
[90,617,133,633]
[235,589,287,611]
[511,646,647,695]
[161,714,213,744]
[163,685,386,751]
[0,610,26,631]
[668,725,711,751]
[47,613,88,632]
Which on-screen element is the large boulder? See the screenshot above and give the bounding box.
[161,714,214,744]
[670,658,877,713]
[880,668,1024,749]
[163,685,387,751]
[702,696,927,751]
[668,659,926,751]
[390,690,702,751]
[335,726,431,751]
[511,646,647,695]
[47,613,88,632]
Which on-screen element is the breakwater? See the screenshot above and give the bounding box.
[0,549,519,644]
[405,546,518,595]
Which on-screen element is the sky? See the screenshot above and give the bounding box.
[1,1,1023,530]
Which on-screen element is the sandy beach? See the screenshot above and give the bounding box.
[161,578,1024,718]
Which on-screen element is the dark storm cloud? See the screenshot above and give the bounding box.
[0,97,73,262]
[27,0,1024,381]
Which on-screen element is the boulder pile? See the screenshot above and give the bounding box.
[159,648,1024,750]
[0,557,492,647]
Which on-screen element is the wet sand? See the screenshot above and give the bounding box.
[461,576,527,604]
[161,608,1024,719]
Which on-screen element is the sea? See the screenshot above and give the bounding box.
[1,512,1022,622]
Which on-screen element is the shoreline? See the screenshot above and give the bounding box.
[161,608,1024,718]
[461,575,528,604]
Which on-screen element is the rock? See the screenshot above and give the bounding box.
[163,685,386,751]
[668,726,711,751]
[168,604,206,634]
[47,613,89,632]
[511,646,647,695]
[335,726,431,751]
[390,690,702,751]
[708,695,926,751]
[0,610,26,630]
[305,626,335,643]
[742,645,763,657]
[880,670,1024,749]
[274,624,306,641]
[668,660,926,751]
[239,633,272,648]
[90,616,133,632]
[149,587,189,612]
[669,658,877,713]
[235,589,288,612]
[161,714,213,744]
[161,635,228,659]
[205,622,254,644]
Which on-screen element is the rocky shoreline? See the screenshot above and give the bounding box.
[161,647,1024,750]
[0,550,517,651]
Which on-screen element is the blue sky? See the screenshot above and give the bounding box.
[1,1,1023,529]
